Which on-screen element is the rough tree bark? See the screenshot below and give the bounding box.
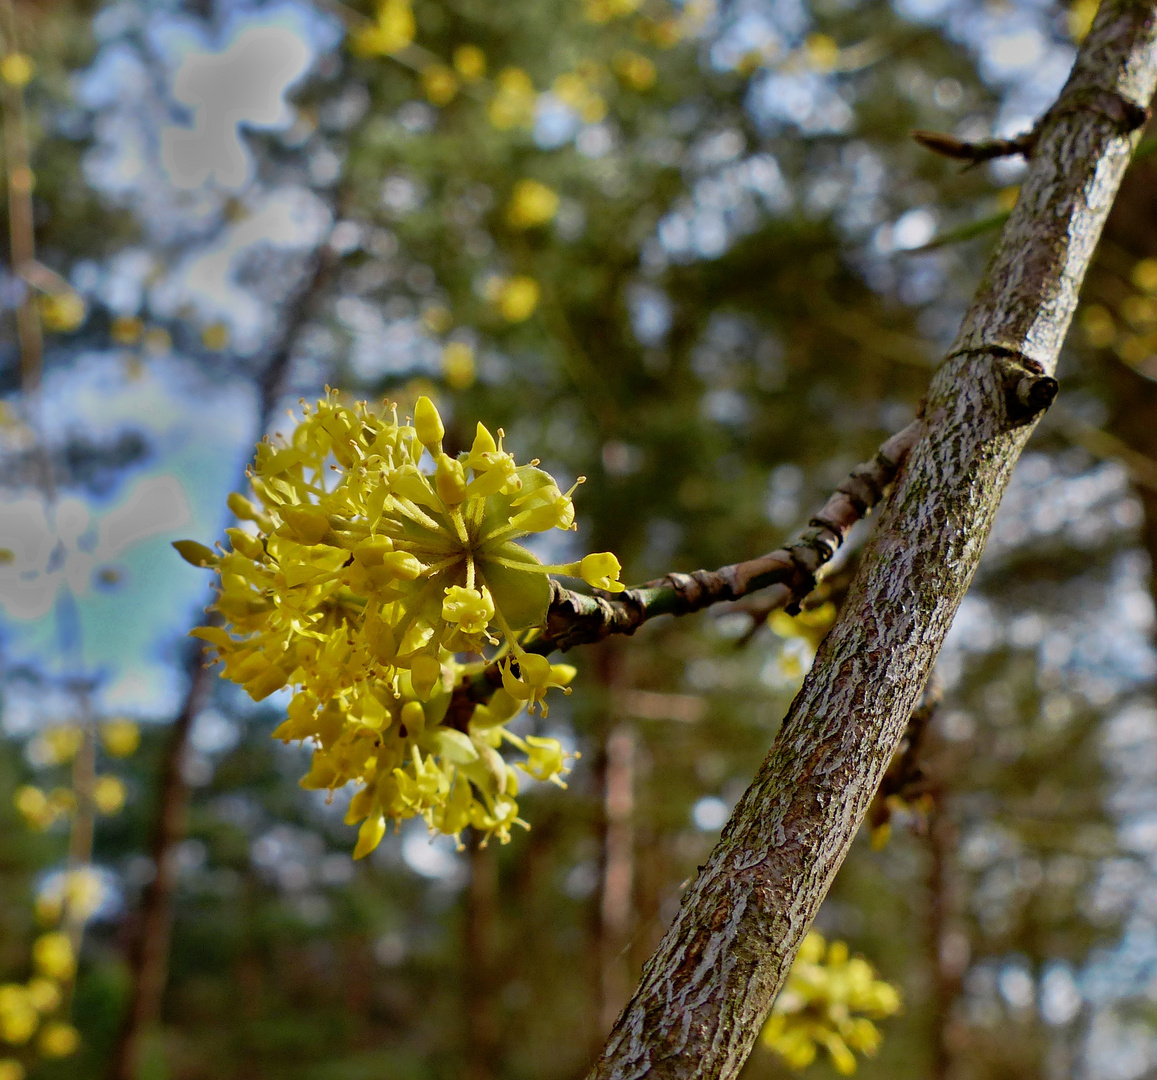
[587,4,1157,1079]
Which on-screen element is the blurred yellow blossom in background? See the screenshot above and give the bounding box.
[506,179,560,230]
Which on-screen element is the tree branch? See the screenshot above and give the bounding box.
[588,5,1157,1079]
[446,421,921,728]
[544,421,923,649]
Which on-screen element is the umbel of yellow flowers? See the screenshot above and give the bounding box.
[177,393,626,854]
[760,932,902,1075]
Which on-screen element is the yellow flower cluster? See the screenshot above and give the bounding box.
[582,0,641,23]
[37,291,87,334]
[761,932,901,1075]
[0,927,81,1063]
[14,721,136,831]
[506,179,560,230]
[181,394,624,853]
[488,67,537,130]
[349,0,415,57]
[0,53,34,88]
[4,715,139,1070]
[614,50,657,91]
[487,275,541,322]
[553,66,608,125]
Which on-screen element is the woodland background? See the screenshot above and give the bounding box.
[2,0,1157,1077]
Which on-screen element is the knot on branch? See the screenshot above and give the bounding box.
[1047,86,1150,134]
[987,348,1059,425]
[542,580,649,650]
[1012,372,1059,418]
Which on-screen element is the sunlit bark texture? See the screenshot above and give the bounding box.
[589,4,1157,1079]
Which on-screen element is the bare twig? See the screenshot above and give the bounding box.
[913,85,1150,167]
[911,128,1036,165]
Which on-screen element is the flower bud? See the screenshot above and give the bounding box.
[413,395,445,450]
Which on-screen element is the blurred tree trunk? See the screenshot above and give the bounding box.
[465,835,500,1080]
[599,721,636,1034]
[927,795,963,1080]
[105,250,332,1080]
[588,6,1157,1079]
[589,642,639,1048]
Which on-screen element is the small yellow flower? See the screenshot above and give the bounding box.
[0,1058,25,1080]
[350,0,415,56]
[1067,0,1099,42]
[453,44,486,81]
[579,552,625,592]
[0,53,34,87]
[14,786,57,830]
[62,868,105,922]
[201,322,230,351]
[441,341,475,389]
[29,726,84,767]
[32,933,75,981]
[512,733,575,785]
[488,67,536,130]
[93,775,127,815]
[38,292,86,333]
[110,315,144,345]
[25,979,60,1014]
[0,986,36,1045]
[1133,258,1157,294]
[442,586,496,637]
[803,33,839,72]
[495,276,540,322]
[100,718,140,758]
[422,63,458,106]
[37,1022,80,1059]
[506,179,560,230]
[614,50,657,91]
[501,653,572,715]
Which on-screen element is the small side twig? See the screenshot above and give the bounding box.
[911,128,1036,165]
[914,87,1151,168]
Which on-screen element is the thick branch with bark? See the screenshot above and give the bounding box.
[588,5,1157,1079]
